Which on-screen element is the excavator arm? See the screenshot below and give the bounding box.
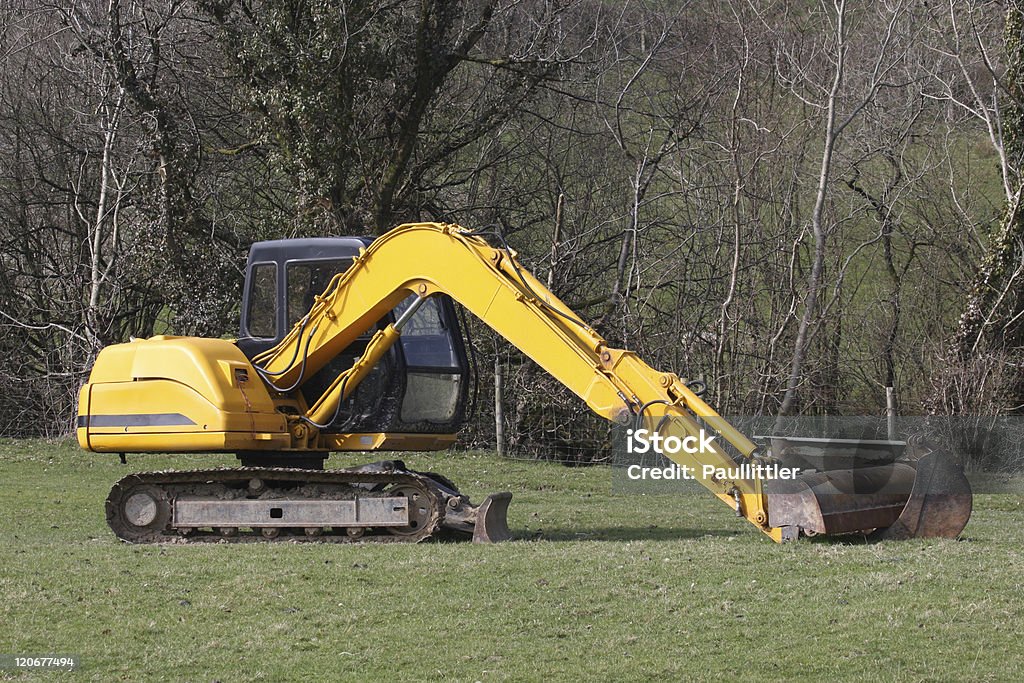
[256,223,756,452]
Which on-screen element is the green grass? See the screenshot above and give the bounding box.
[1,439,1022,682]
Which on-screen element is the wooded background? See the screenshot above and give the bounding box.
[3,0,1024,460]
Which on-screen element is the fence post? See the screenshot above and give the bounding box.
[886,386,897,441]
[495,355,505,457]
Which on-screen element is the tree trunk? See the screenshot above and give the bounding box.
[777,2,847,418]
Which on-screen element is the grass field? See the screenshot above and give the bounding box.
[1,439,1022,682]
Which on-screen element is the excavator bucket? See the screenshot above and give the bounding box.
[763,439,972,540]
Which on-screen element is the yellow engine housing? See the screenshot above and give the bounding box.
[77,336,291,453]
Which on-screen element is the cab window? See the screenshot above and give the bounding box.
[287,259,353,327]
[246,263,277,338]
[394,296,459,368]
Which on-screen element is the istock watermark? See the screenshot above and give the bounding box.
[623,462,800,482]
[623,427,717,455]
[615,423,800,492]
[612,415,1024,495]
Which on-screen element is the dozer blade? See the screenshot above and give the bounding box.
[765,449,972,540]
[471,492,513,543]
[348,461,514,543]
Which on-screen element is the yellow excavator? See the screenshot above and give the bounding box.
[77,223,972,543]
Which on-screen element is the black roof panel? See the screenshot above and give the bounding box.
[246,236,374,266]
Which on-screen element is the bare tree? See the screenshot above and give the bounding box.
[772,0,912,417]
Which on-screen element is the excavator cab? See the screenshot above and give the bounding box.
[237,237,470,435]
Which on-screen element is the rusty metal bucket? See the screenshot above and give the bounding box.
[763,439,972,540]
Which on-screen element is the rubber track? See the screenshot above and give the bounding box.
[106,467,443,544]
